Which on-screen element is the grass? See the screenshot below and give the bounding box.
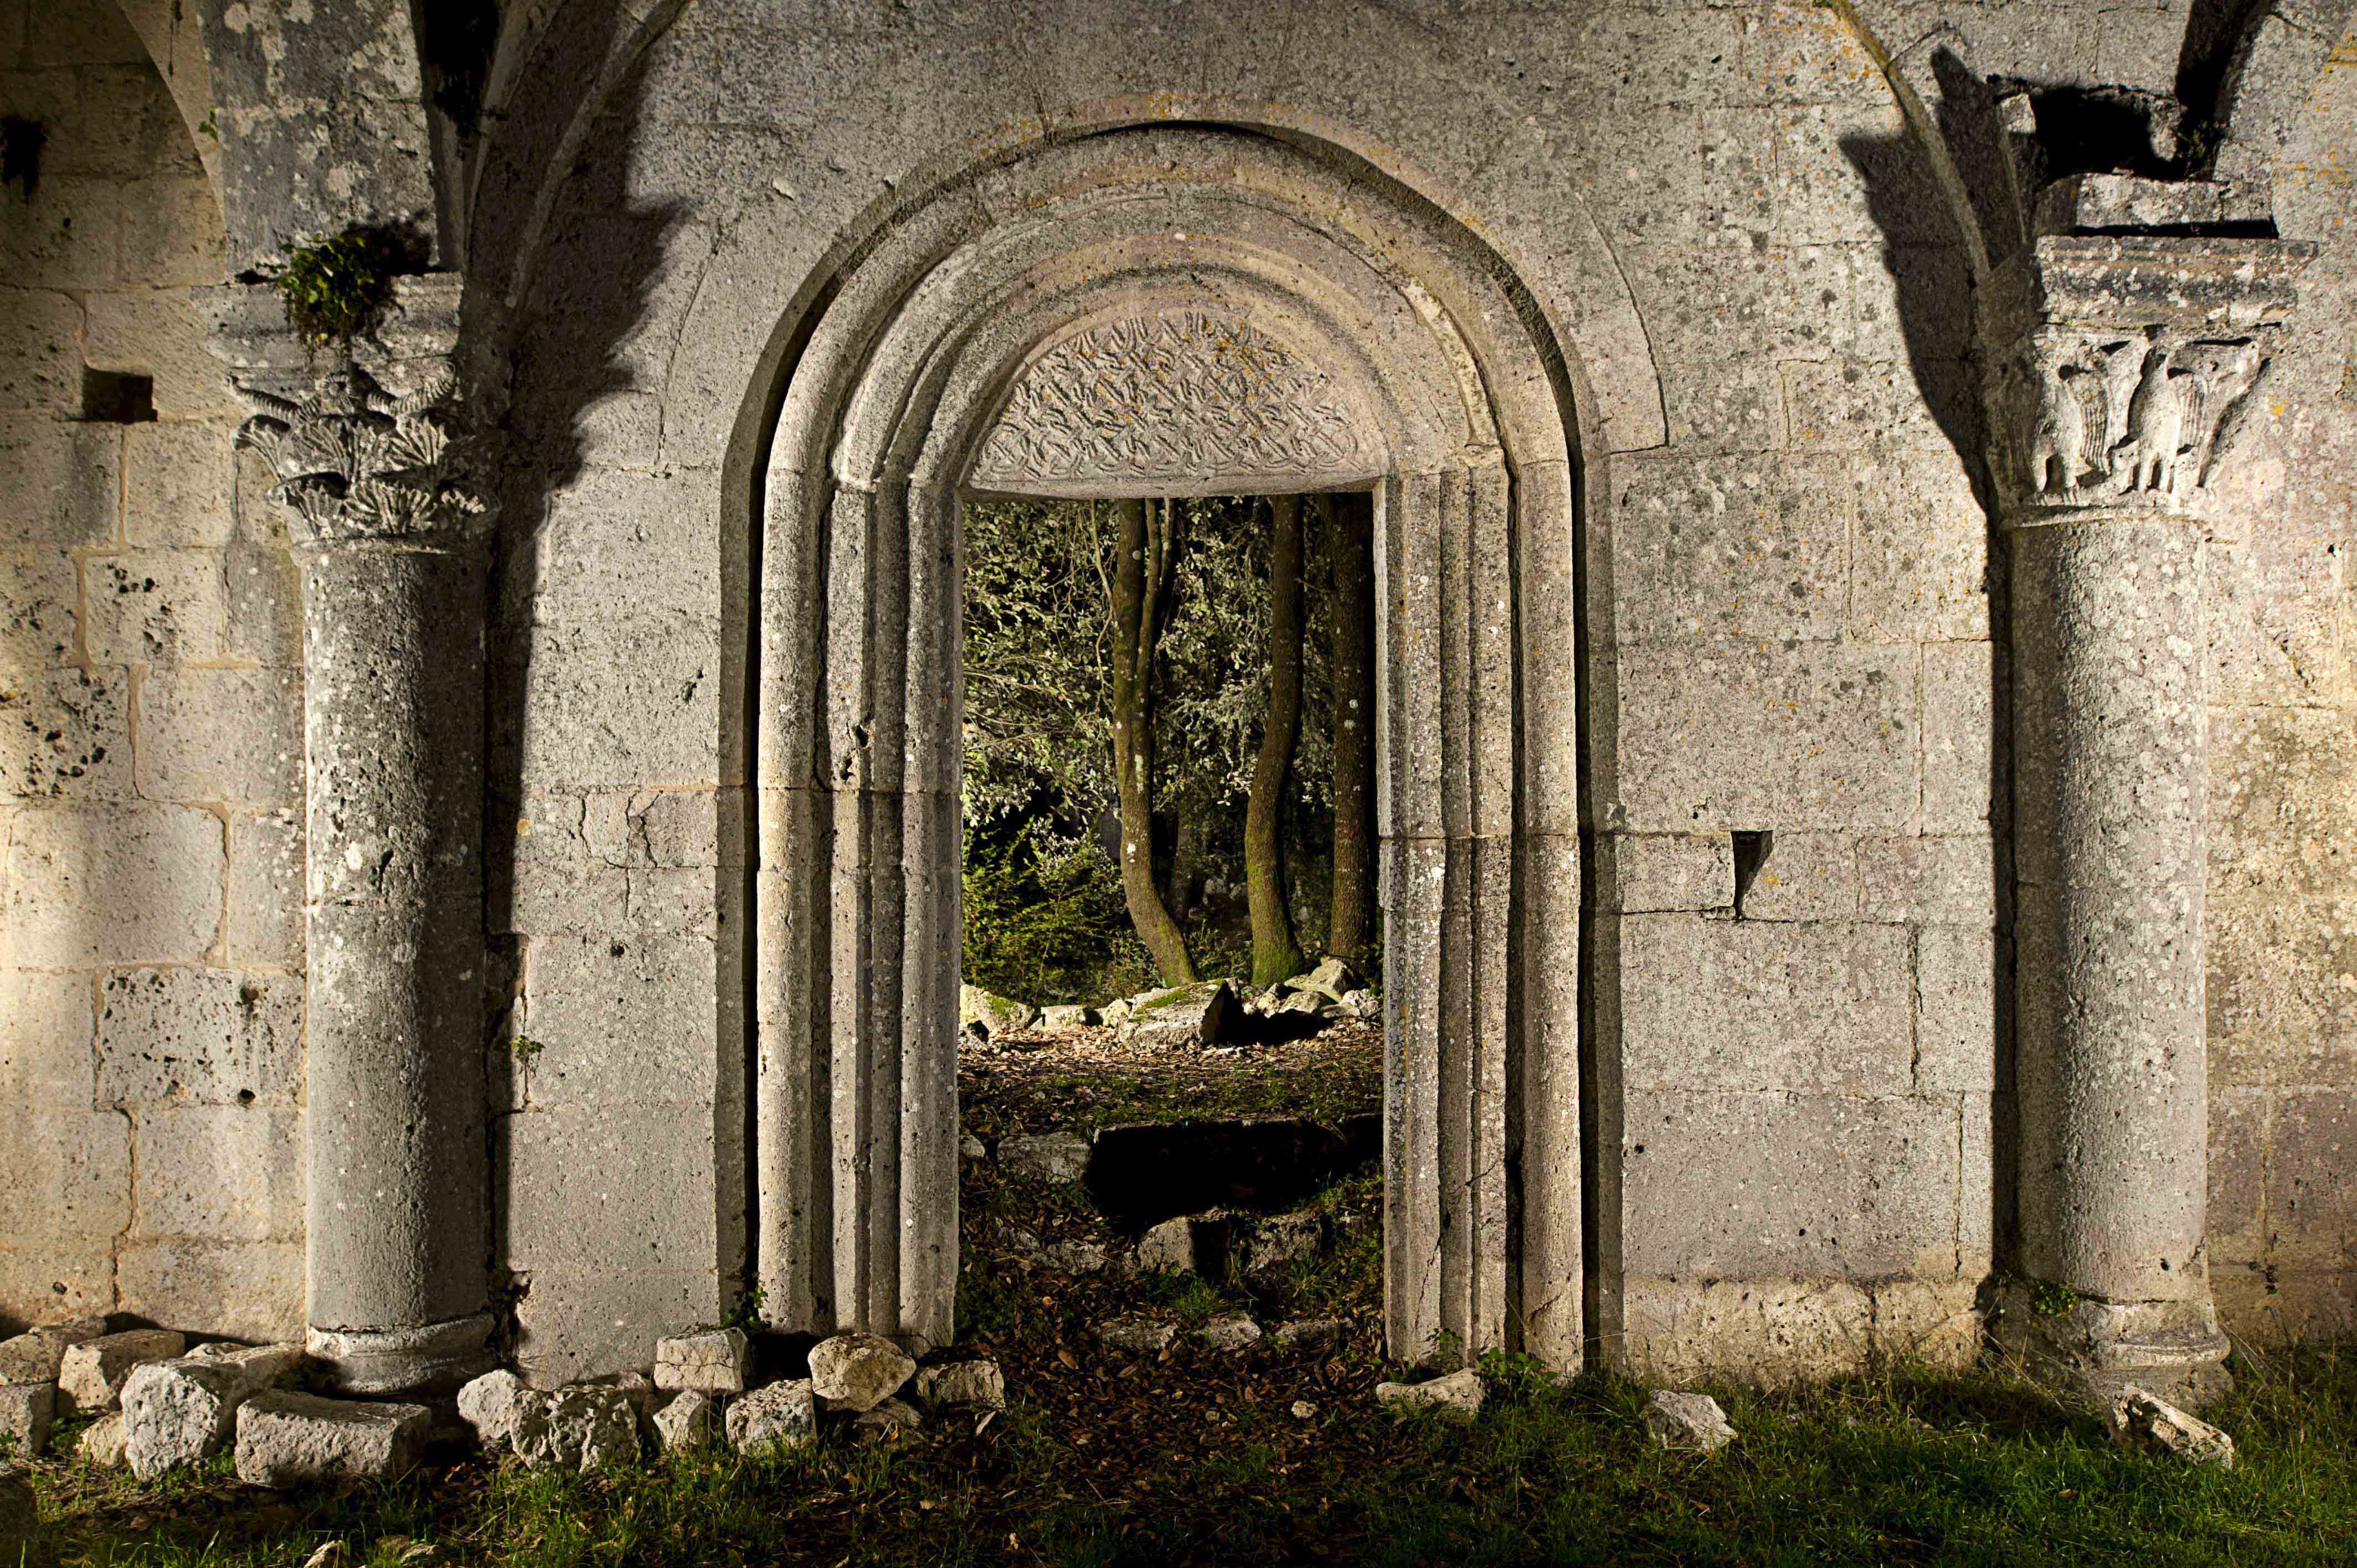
[22,1347,2357,1566]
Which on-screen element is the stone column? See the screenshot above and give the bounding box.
[209,278,498,1393]
[1984,231,2311,1402]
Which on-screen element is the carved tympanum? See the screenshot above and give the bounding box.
[235,362,490,547]
[969,312,1369,491]
[2010,328,2272,506]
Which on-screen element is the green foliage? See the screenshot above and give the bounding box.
[2029,1277,2082,1317]
[961,821,1147,1004]
[276,230,405,345]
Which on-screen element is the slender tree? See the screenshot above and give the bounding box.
[1246,493,1307,987]
[1326,490,1376,962]
[1107,497,1195,983]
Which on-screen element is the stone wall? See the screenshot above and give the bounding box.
[0,0,302,1339]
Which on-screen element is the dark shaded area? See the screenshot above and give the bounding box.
[2178,0,2277,148]
[415,0,501,141]
[1087,1113,1380,1229]
[78,368,153,424]
[2,116,43,201]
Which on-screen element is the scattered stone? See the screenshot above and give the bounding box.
[1038,1238,1109,1276]
[809,1333,915,1413]
[60,1329,186,1412]
[655,1328,752,1394]
[960,1132,988,1160]
[0,1316,107,1383]
[1100,998,1133,1028]
[851,1396,922,1444]
[1644,1390,1737,1453]
[456,1369,531,1450]
[1288,956,1359,1002]
[999,1131,1092,1183]
[0,1471,36,1565]
[914,1360,1005,1414]
[122,1348,301,1479]
[726,1379,816,1455]
[959,983,1038,1036]
[1232,1210,1325,1277]
[513,1386,639,1473]
[1269,1318,1347,1354]
[1376,1368,1485,1423]
[1338,989,1380,1019]
[301,1544,346,1568]
[234,1390,434,1487]
[1118,979,1239,1048]
[2112,1385,2234,1469]
[1093,1316,1177,1354]
[1039,1004,1098,1031]
[1136,1214,1210,1275]
[1,1380,52,1459]
[1275,990,1329,1017]
[653,1389,718,1452]
[1290,1400,1318,1420]
[1197,1313,1262,1352]
[78,1411,128,1466]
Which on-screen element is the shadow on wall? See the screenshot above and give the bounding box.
[1839,65,2015,1294]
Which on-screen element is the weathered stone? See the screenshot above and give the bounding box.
[234,1390,433,1487]
[456,1369,528,1449]
[724,1379,816,1456]
[1116,981,1239,1048]
[1038,1004,1097,1031]
[807,1334,914,1413]
[1268,1319,1347,1354]
[1337,990,1379,1020]
[1233,1211,1325,1278]
[1275,991,1328,1017]
[1100,998,1133,1029]
[913,1360,1004,1414]
[0,1318,109,1383]
[1644,1390,1737,1453]
[1197,1314,1262,1353]
[513,1386,639,1473]
[78,1410,128,1466]
[958,984,1037,1036]
[850,1396,921,1443]
[652,1389,718,1452]
[655,1328,751,1394]
[1136,1215,1211,1275]
[1283,957,1358,1003]
[121,1349,297,1478]
[59,1329,186,1412]
[1093,1317,1177,1355]
[2111,1385,2234,1469]
[998,1131,1092,1184]
[0,1380,53,1459]
[1375,1369,1484,1423]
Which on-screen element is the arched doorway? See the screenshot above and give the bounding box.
[751,125,1587,1370]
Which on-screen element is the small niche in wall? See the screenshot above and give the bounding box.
[1730,829,1772,918]
[80,368,155,424]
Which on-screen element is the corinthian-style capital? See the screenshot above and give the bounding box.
[1985,235,2315,523]
[233,362,491,549]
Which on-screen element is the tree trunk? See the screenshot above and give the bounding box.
[1109,497,1194,983]
[1166,810,1193,920]
[1326,489,1376,962]
[1246,494,1307,988]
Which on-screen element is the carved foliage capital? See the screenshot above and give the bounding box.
[234,362,492,549]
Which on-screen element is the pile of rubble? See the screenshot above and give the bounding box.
[959,958,1378,1051]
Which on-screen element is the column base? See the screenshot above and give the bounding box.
[307,1313,499,1395]
[1989,1282,2232,1409]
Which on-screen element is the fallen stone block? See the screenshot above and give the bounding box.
[1101,998,1134,1028]
[726,1379,816,1456]
[1233,1210,1325,1278]
[235,1391,434,1488]
[1375,1368,1484,1423]
[1,1379,54,1460]
[456,1369,531,1450]
[1644,1390,1737,1453]
[959,983,1038,1036]
[513,1386,639,1473]
[60,1329,187,1412]
[653,1389,718,1452]
[1337,989,1380,1019]
[809,1334,915,1413]
[186,1341,303,1381]
[655,1328,752,1394]
[914,1360,1004,1414]
[2112,1385,2234,1469]
[1283,956,1358,1003]
[998,1131,1092,1183]
[78,1411,128,1467]
[1136,1214,1219,1276]
[1093,1316,1177,1354]
[1118,979,1238,1048]
[1268,1318,1347,1354]
[1275,990,1329,1016]
[122,1349,300,1479]
[0,1469,36,1564]
[0,1316,108,1383]
[850,1396,921,1444]
[1197,1313,1262,1353]
[1039,1004,1098,1031]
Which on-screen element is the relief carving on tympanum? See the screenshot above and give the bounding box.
[969,312,1371,492]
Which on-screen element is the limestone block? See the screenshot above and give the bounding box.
[1268,1319,1347,1354]
[850,1396,920,1443]
[82,290,239,419]
[0,176,124,289]
[913,1361,1003,1414]
[1375,1369,1483,1423]
[59,1329,185,1412]
[1738,832,1856,921]
[0,1317,110,1381]
[2111,1386,2234,1468]
[1624,1276,1879,1388]
[1038,1004,1096,1031]
[996,1131,1090,1184]
[233,1391,433,1487]
[1196,1314,1261,1353]
[1850,454,1989,643]
[653,1388,717,1452]
[223,532,301,668]
[119,173,221,288]
[0,1107,131,1243]
[1599,833,1733,914]
[1,555,80,668]
[724,1379,815,1456]
[625,865,714,936]
[2,667,135,800]
[122,421,235,549]
[1921,642,1992,833]
[1232,1211,1325,1279]
[958,983,1037,1036]
[0,1379,54,1458]
[1771,101,1939,247]
[1092,1317,1176,1355]
[654,1328,750,1394]
[97,967,302,1106]
[131,1105,304,1240]
[533,467,733,626]
[1618,916,1911,1093]
[522,933,718,1107]
[636,789,731,868]
[228,811,303,966]
[0,291,83,414]
[84,552,226,664]
[0,419,120,549]
[1116,979,1239,1048]
[113,1239,302,1344]
[121,1348,295,1478]
[456,1370,529,1450]
[0,1244,113,1324]
[514,615,730,793]
[1857,835,1996,926]
[78,1410,127,1465]
[807,1333,913,1413]
[1610,453,1850,642]
[513,1386,639,1473]
[1136,1214,1212,1275]
[2039,174,2225,235]
[2211,709,2357,902]
[499,1107,720,1280]
[1645,1391,1737,1452]
[134,665,301,803]
[0,969,97,1107]
[509,1260,722,1390]
[1916,927,1998,1092]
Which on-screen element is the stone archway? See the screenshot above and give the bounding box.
[751,125,1587,1370]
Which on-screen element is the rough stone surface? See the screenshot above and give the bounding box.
[1038,1004,1096,1031]
[1268,1319,1347,1354]
[513,1386,639,1473]
[234,1391,433,1487]
[958,984,1037,1036]
[998,1132,1092,1184]
[121,1351,295,1479]
[1197,1314,1262,1352]
[655,1328,751,1394]
[1644,1391,1738,1453]
[1116,981,1239,1048]
[1,1380,54,1459]
[1093,1317,1178,1355]
[1375,1369,1484,1423]
[2111,1385,2236,1468]
[914,1361,1005,1414]
[652,1389,718,1452]
[456,1370,529,1450]
[725,1379,815,1455]
[59,1329,186,1412]
[0,1318,108,1383]
[850,1396,921,1443]
[807,1334,915,1413]
[78,1411,128,1466]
